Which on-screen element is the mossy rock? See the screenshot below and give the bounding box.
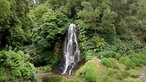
[74,57,109,82]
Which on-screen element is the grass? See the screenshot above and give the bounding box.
[74,57,109,82]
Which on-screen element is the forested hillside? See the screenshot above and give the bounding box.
[0,0,146,82]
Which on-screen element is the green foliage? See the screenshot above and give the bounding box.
[0,0,10,17]
[101,58,124,69]
[100,59,144,82]
[117,48,146,69]
[119,57,135,69]
[0,50,37,82]
[0,68,9,81]
[131,48,146,66]
[91,36,106,51]
[127,69,140,78]
[101,58,115,67]
[1,0,146,81]
[98,51,121,60]
[77,0,117,43]
[85,50,97,61]
[0,0,31,48]
[37,65,52,72]
[124,77,141,82]
[46,0,65,9]
[75,58,109,82]
[31,4,48,22]
[28,7,69,65]
[77,21,107,60]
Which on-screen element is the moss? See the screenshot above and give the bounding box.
[74,58,109,82]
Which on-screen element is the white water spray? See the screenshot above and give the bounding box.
[62,23,80,75]
[32,0,39,4]
[32,0,36,4]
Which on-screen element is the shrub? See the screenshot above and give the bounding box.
[119,57,136,69]
[101,58,113,67]
[37,65,52,72]
[98,51,121,60]
[101,58,118,68]
[85,50,97,61]
[127,69,140,78]
[0,50,37,82]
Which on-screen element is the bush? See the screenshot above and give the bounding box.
[85,50,97,61]
[98,51,121,60]
[0,50,37,82]
[127,69,140,78]
[101,58,118,68]
[119,57,136,69]
[118,48,146,69]
[37,65,52,72]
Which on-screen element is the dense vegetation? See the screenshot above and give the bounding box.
[0,0,146,82]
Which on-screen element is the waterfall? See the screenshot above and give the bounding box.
[62,23,80,75]
[32,0,36,4]
[32,0,39,4]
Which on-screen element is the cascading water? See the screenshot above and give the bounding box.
[62,23,80,75]
[32,0,39,4]
[32,0,36,3]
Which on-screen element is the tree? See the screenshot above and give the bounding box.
[0,0,31,48]
[28,8,69,65]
